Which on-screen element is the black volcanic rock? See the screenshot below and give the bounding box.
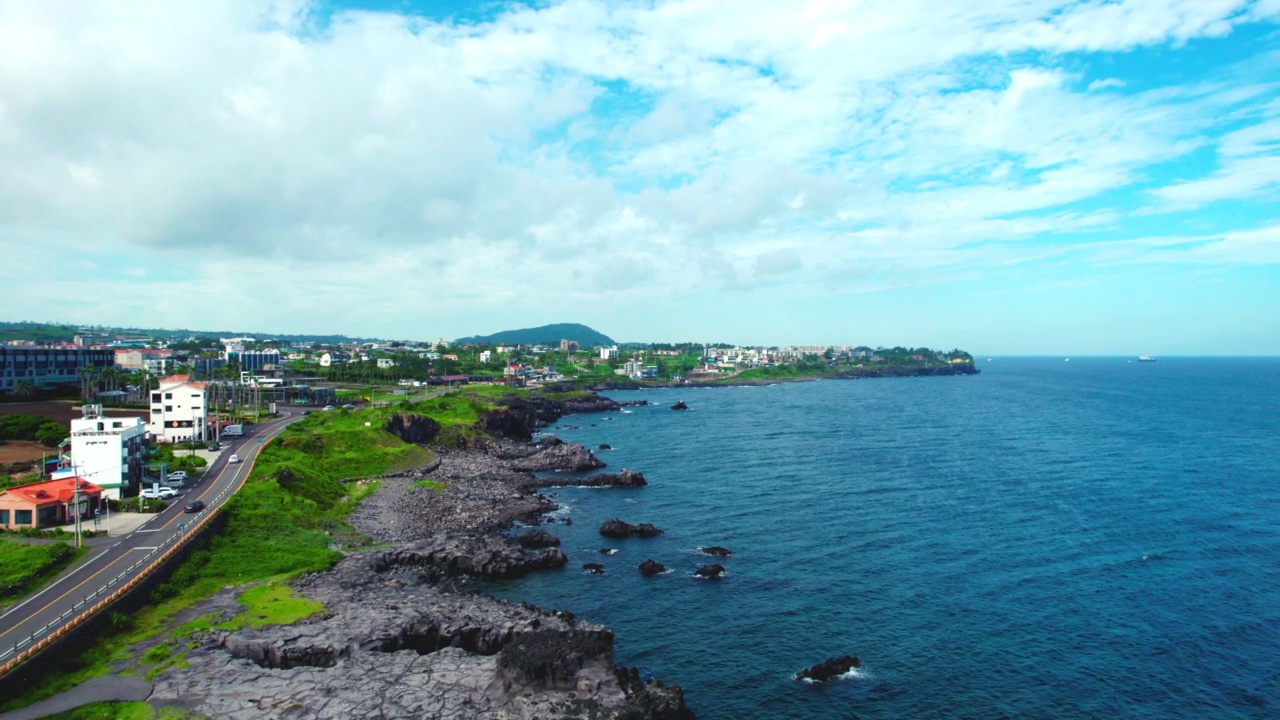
[510,442,606,473]
[598,443,612,450]
[516,529,561,548]
[384,413,442,445]
[528,468,646,489]
[699,546,732,557]
[599,518,664,539]
[583,563,605,575]
[694,563,725,579]
[638,559,666,577]
[671,400,688,410]
[796,654,860,682]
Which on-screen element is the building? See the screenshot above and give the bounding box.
[559,339,579,352]
[599,346,619,360]
[319,352,349,367]
[68,405,147,500]
[0,477,103,530]
[114,348,174,373]
[148,375,208,443]
[238,349,281,372]
[478,351,492,363]
[376,358,395,369]
[0,345,114,395]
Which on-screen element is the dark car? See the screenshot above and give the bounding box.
[183,500,205,513]
[208,441,220,451]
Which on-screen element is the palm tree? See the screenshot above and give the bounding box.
[14,379,36,398]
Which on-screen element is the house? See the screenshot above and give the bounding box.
[0,477,103,530]
[376,358,395,369]
[147,375,208,443]
[478,351,492,363]
[69,404,147,500]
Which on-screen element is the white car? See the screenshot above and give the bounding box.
[167,470,188,481]
[140,487,177,500]
[228,454,241,463]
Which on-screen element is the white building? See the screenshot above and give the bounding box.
[69,405,147,500]
[376,358,395,369]
[599,346,619,360]
[147,375,208,443]
[478,351,492,363]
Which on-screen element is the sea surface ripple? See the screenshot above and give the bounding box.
[487,358,1280,719]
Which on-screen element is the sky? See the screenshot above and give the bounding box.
[0,0,1278,354]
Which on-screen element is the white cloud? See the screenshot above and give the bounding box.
[0,0,1277,341]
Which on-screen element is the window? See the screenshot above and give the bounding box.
[164,392,172,400]
[151,393,161,403]
[165,405,173,412]
[0,510,8,525]
[15,510,32,526]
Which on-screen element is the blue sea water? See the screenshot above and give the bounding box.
[487,358,1280,719]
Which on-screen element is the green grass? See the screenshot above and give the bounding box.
[0,538,85,604]
[37,701,199,719]
[413,478,447,491]
[219,581,325,630]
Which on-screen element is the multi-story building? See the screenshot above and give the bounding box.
[147,375,208,443]
[114,348,174,373]
[69,405,147,500]
[238,350,281,372]
[599,346,619,360]
[0,345,114,394]
[559,339,579,352]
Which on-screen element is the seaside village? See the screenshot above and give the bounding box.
[0,329,974,532]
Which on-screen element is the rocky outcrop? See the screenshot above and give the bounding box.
[600,519,664,539]
[694,564,725,579]
[698,546,732,557]
[599,443,612,450]
[510,442,606,473]
[529,468,646,489]
[638,559,666,577]
[384,413,442,445]
[618,667,697,720]
[516,529,561,548]
[371,538,567,581]
[796,654,860,682]
[671,400,689,410]
[583,563,606,575]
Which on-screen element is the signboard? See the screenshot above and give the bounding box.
[166,420,194,428]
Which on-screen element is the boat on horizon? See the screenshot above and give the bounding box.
[1138,355,1157,362]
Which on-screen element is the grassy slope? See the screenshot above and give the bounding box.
[0,539,85,605]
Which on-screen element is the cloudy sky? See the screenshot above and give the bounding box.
[1,0,1278,353]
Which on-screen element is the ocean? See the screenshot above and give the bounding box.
[487,358,1280,719]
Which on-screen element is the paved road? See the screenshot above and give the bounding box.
[0,412,300,669]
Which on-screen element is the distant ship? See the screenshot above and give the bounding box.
[1138,355,1157,362]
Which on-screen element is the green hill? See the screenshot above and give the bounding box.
[456,323,614,347]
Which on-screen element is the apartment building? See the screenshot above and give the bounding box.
[147,375,208,443]
[69,404,147,500]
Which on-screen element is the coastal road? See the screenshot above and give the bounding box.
[0,412,300,672]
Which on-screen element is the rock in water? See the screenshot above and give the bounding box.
[599,443,612,450]
[671,400,689,410]
[694,563,726,579]
[796,654,861,682]
[638,559,666,577]
[699,546,732,556]
[600,518,665,539]
[516,529,561,548]
[583,563,606,575]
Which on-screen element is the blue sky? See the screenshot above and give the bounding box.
[0,0,1277,354]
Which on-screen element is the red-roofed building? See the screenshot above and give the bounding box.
[0,477,102,530]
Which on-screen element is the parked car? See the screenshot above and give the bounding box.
[228,454,241,463]
[322,405,335,411]
[341,403,357,410]
[183,500,205,513]
[140,487,177,500]
[167,471,188,482]
[164,478,185,489]
[208,441,220,451]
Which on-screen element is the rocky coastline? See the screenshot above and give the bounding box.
[148,393,694,719]
[574,361,979,391]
